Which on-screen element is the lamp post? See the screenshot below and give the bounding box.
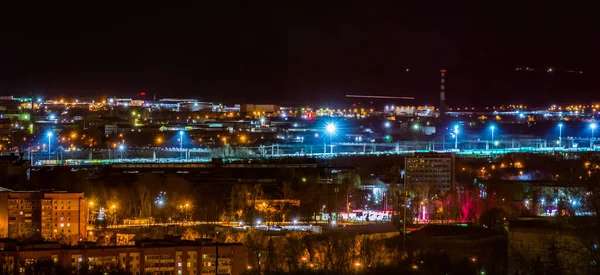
[46,132,53,160]
[179,130,184,159]
[118,144,125,159]
[326,123,336,155]
[558,123,563,147]
[88,201,94,225]
[490,126,495,145]
[591,123,597,148]
[453,125,459,150]
[110,204,117,225]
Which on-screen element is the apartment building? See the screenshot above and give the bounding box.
[0,188,87,243]
[404,152,455,192]
[0,238,246,275]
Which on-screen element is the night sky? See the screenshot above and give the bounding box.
[0,2,598,107]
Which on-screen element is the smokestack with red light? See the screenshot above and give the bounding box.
[440,69,447,116]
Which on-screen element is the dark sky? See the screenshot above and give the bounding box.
[0,2,598,107]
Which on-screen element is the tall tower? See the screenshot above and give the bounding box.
[440,69,447,116]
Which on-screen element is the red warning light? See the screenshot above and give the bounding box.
[140,92,146,96]
[440,69,447,73]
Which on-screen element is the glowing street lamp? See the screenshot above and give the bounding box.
[490,125,495,146]
[591,123,597,148]
[46,132,53,160]
[558,123,563,146]
[118,144,125,159]
[179,130,184,159]
[326,123,336,134]
[453,125,459,150]
[325,123,337,154]
[88,201,95,225]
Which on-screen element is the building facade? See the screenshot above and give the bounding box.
[0,189,87,243]
[0,238,246,275]
[404,152,455,192]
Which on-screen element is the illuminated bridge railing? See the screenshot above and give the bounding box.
[28,138,600,166]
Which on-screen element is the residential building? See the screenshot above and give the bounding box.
[0,238,246,275]
[104,124,118,135]
[404,152,455,192]
[0,189,87,243]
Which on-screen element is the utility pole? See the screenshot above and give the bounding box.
[402,158,410,253]
[214,240,219,275]
[252,185,258,226]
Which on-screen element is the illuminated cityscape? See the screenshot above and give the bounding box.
[1,2,599,275]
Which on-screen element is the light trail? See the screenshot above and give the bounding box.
[346,95,414,100]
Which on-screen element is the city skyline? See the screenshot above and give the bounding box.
[1,3,600,274]
[0,3,598,107]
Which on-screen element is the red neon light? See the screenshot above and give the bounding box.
[440,69,447,73]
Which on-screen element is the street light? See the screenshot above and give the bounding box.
[591,123,597,148]
[325,123,337,154]
[88,201,95,225]
[46,132,53,160]
[453,125,459,150]
[179,130,184,159]
[326,123,336,134]
[558,123,563,147]
[118,144,125,159]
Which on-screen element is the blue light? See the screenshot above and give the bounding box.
[118,144,125,151]
[326,123,336,134]
[155,191,166,207]
[46,132,53,138]
[384,121,391,128]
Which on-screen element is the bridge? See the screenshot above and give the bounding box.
[22,137,599,167]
